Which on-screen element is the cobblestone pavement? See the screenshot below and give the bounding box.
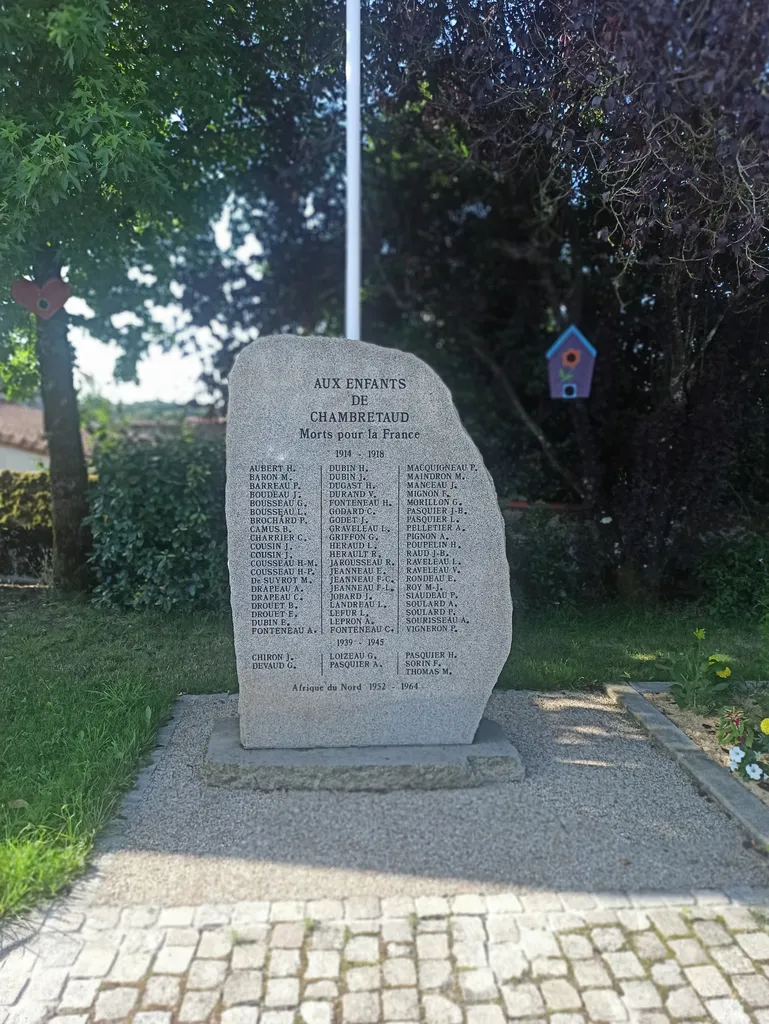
[6,890,769,1024]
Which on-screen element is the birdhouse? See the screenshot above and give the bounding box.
[545,324,596,399]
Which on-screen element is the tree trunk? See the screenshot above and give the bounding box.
[34,259,91,591]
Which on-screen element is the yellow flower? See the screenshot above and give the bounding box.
[716,667,732,678]
[761,719,769,736]
[694,628,706,640]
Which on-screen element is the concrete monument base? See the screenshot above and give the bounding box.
[203,717,524,791]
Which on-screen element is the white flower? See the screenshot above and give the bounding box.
[746,763,764,781]
[729,746,746,763]
[600,516,613,524]
[729,760,738,772]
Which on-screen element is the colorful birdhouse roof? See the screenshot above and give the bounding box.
[545,325,597,360]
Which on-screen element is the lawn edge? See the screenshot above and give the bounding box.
[607,682,769,853]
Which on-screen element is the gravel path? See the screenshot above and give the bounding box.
[82,690,769,905]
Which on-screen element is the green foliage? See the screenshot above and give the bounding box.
[717,706,756,749]
[89,433,228,611]
[698,533,769,621]
[505,510,599,610]
[716,707,769,783]
[658,629,734,711]
[0,471,52,531]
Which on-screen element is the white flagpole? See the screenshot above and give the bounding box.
[345,0,361,340]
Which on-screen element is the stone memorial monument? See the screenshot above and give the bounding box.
[206,335,522,788]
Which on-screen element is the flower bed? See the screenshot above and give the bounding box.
[644,689,769,810]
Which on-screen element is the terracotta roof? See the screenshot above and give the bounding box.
[0,402,48,455]
[0,401,92,457]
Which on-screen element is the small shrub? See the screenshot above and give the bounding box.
[658,628,734,711]
[698,531,769,621]
[89,432,228,611]
[717,707,769,783]
[0,471,52,531]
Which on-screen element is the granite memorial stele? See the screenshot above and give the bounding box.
[209,335,521,787]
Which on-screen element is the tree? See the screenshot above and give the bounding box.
[0,0,289,588]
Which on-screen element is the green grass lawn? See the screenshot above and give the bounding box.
[2,584,768,917]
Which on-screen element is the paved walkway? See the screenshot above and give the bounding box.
[5,891,769,1023]
[4,690,769,1024]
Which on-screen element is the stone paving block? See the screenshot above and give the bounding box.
[415,934,448,960]
[49,1017,89,1024]
[270,923,305,949]
[163,927,200,947]
[262,1013,295,1024]
[573,958,612,989]
[70,943,117,978]
[383,988,419,1019]
[94,985,139,1021]
[184,902,230,930]
[651,961,685,988]
[85,907,121,930]
[450,894,486,915]
[107,951,153,983]
[269,948,301,977]
[134,1013,173,1024]
[382,898,416,918]
[120,906,159,929]
[550,1015,586,1024]
[532,956,568,977]
[179,989,220,1022]
[521,892,564,912]
[487,943,526,981]
[387,944,412,959]
[270,901,306,922]
[265,977,300,1008]
[121,927,166,954]
[26,932,82,968]
[343,991,381,1023]
[222,970,264,1007]
[422,994,463,1024]
[633,932,668,962]
[549,912,587,932]
[25,966,67,1002]
[301,1000,333,1024]
[141,974,182,1009]
[604,951,646,980]
[347,898,383,920]
[664,986,705,1019]
[591,928,625,952]
[485,894,523,914]
[451,916,485,943]
[312,924,346,950]
[221,1008,260,1024]
[306,981,339,1000]
[347,936,381,963]
[197,928,234,958]
[617,911,651,932]
[187,957,228,989]
[711,945,755,975]
[153,944,195,974]
[231,942,267,970]
[306,900,344,921]
[668,940,708,966]
[347,967,382,992]
[458,968,498,1002]
[733,972,769,1006]
[705,997,752,1024]
[418,958,453,990]
[466,1004,506,1024]
[582,988,628,1022]
[620,981,662,1010]
[519,928,560,959]
[5,999,54,1024]
[232,901,270,926]
[452,940,488,968]
[417,919,446,934]
[415,897,449,918]
[649,912,690,938]
[350,919,381,936]
[559,934,593,960]
[582,909,620,927]
[500,982,546,1018]
[721,907,759,931]
[692,921,731,946]
[157,906,195,928]
[384,959,417,987]
[0,967,30,1007]
[305,950,340,980]
[486,915,519,944]
[382,920,412,944]
[58,977,101,1012]
[542,979,582,1011]
[736,931,769,960]
[684,964,730,998]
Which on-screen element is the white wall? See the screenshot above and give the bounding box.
[0,445,50,471]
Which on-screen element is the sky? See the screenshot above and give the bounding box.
[69,210,261,405]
